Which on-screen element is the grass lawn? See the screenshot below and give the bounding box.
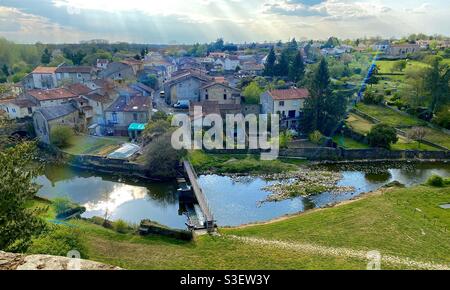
[346,113,375,135]
[377,60,429,75]
[333,135,369,149]
[187,150,300,174]
[63,135,129,156]
[411,127,450,150]
[225,184,450,267]
[391,135,440,151]
[356,103,426,128]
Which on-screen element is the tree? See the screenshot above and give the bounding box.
[142,132,186,179]
[367,65,380,87]
[51,126,74,148]
[41,48,51,64]
[142,119,171,144]
[152,111,168,121]
[302,58,346,135]
[407,127,427,149]
[288,52,305,83]
[263,47,276,77]
[242,81,263,104]
[0,142,47,252]
[275,50,289,77]
[392,60,407,73]
[367,124,398,149]
[141,74,158,90]
[424,59,450,113]
[1,64,9,77]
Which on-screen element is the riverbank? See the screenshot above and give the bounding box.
[28,182,450,269]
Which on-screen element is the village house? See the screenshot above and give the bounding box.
[0,98,38,119]
[104,93,152,136]
[213,56,240,72]
[99,62,135,81]
[372,40,391,52]
[22,66,58,90]
[25,88,78,107]
[199,82,241,105]
[163,70,212,105]
[96,59,109,70]
[33,103,81,144]
[55,65,95,85]
[260,88,310,130]
[385,43,420,59]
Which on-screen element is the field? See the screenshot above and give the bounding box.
[32,183,450,270]
[63,135,129,156]
[345,113,374,135]
[332,135,369,149]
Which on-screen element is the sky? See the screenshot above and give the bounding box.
[0,0,449,44]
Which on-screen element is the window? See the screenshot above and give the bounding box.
[112,112,118,123]
[205,94,209,100]
[279,101,285,107]
[224,94,227,100]
[27,107,32,114]
[133,113,138,121]
[288,110,296,118]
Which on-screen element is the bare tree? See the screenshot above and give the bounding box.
[407,127,427,149]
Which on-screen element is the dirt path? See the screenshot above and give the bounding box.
[224,235,450,270]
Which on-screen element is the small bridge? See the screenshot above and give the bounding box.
[182,160,216,232]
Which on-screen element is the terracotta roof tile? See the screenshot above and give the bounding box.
[27,88,77,101]
[268,88,310,100]
[32,66,57,74]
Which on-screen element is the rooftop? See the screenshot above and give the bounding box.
[27,88,77,101]
[35,103,78,121]
[32,66,57,74]
[55,66,93,74]
[106,95,150,112]
[268,88,310,101]
[65,83,93,95]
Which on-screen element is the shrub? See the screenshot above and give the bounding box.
[279,131,293,149]
[114,219,130,234]
[53,197,76,216]
[432,107,450,129]
[363,90,384,105]
[27,226,88,259]
[309,130,324,145]
[50,126,74,148]
[367,124,398,149]
[427,175,444,187]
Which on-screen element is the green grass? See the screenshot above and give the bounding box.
[346,113,375,135]
[413,127,450,150]
[63,135,128,156]
[333,135,370,149]
[391,135,440,151]
[356,103,425,128]
[187,150,299,174]
[225,185,450,266]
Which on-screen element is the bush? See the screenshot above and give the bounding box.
[309,130,324,145]
[427,175,444,187]
[367,124,398,149]
[432,107,450,129]
[114,219,130,234]
[53,197,76,216]
[363,90,384,105]
[51,126,74,148]
[279,131,293,149]
[27,226,88,259]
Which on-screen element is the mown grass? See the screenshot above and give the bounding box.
[356,103,425,128]
[333,135,370,149]
[346,113,375,135]
[225,185,450,266]
[187,150,300,174]
[63,135,128,155]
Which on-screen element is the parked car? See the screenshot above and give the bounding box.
[173,100,190,109]
[160,91,165,98]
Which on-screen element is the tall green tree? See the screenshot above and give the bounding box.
[275,50,289,77]
[263,47,276,77]
[424,59,450,113]
[302,58,346,135]
[41,48,51,64]
[0,142,47,252]
[288,52,305,83]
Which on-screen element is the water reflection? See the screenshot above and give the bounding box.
[36,164,187,229]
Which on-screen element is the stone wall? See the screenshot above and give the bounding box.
[0,251,120,270]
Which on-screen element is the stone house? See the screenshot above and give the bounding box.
[33,103,81,144]
[0,98,38,119]
[199,82,241,105]
[25,88,78,107]
[99,62,135,81]
[260,88,310,130]
[104,94,152,136]
[22,67,58,90]
[164,71,211,105]
[55,66,95,85]
[386,44,420,59]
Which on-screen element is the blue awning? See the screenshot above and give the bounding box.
[128,123,146,131]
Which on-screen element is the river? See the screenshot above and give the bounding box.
[36,162,450,229]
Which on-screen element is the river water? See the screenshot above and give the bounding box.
[36,162,450,228]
